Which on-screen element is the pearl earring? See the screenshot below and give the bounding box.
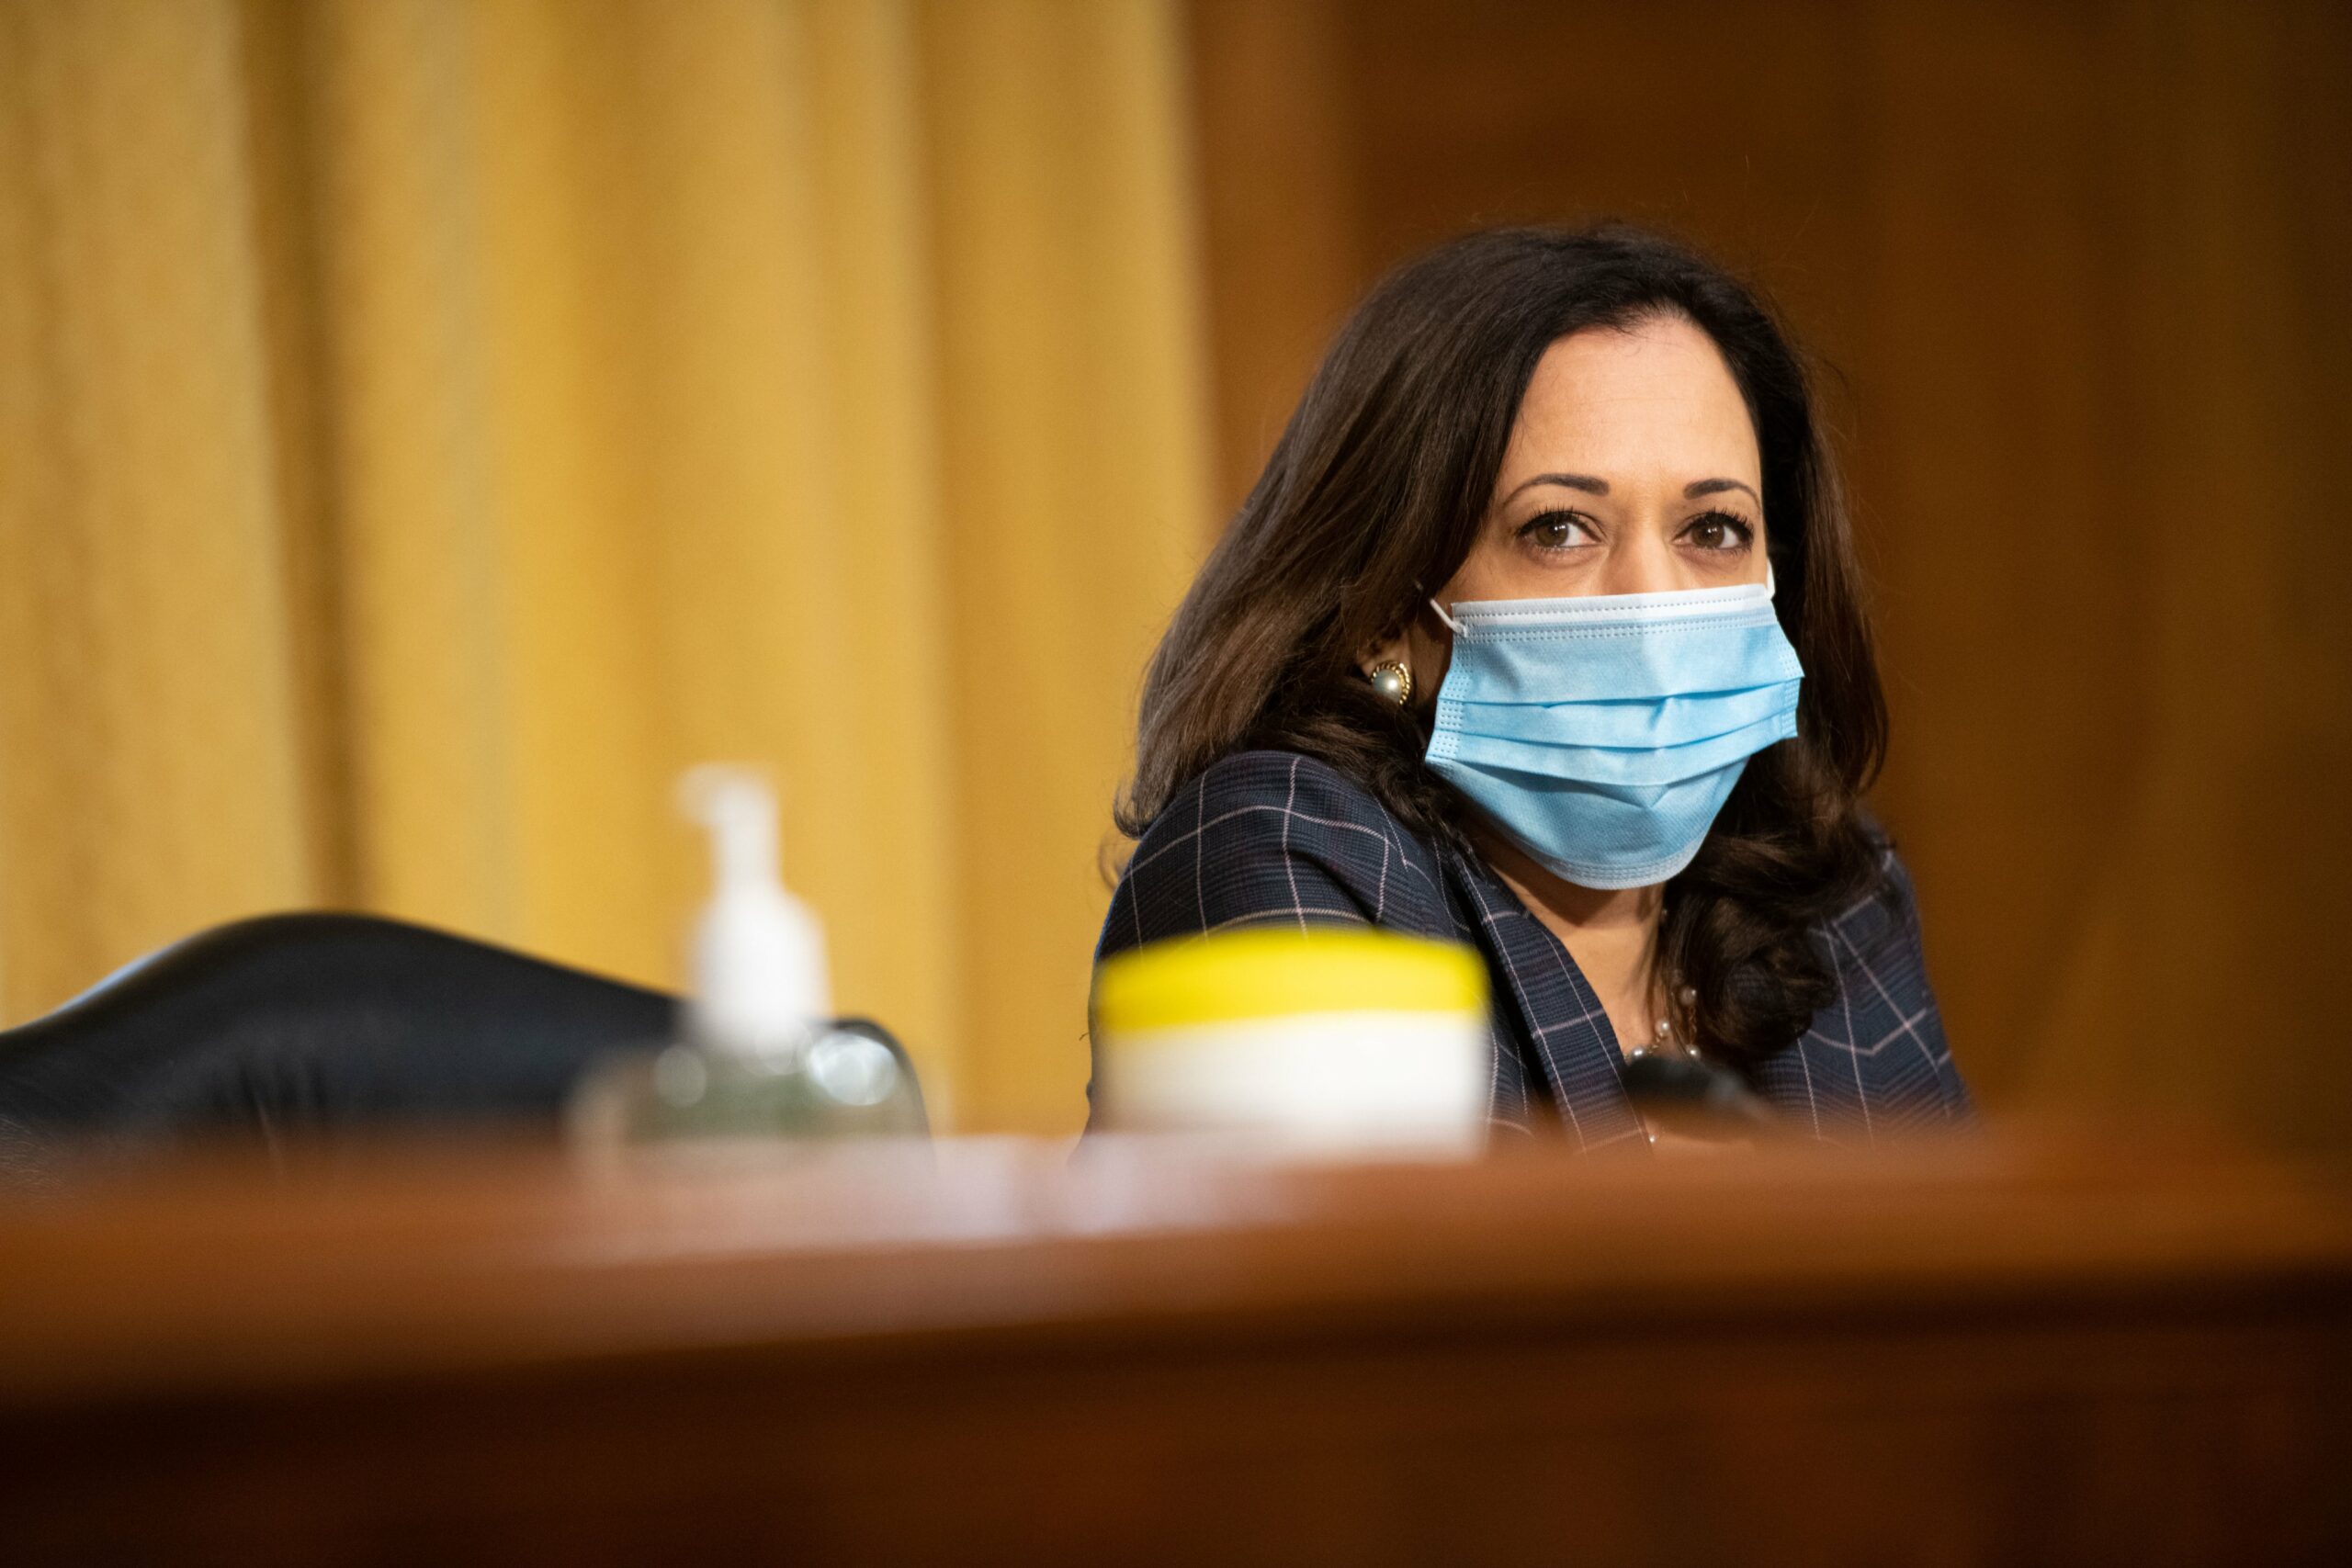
[1368,660,1413,706]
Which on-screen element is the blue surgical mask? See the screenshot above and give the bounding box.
[1424,570,1803,889]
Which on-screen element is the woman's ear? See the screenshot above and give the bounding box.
[1355,631,1408,680]
[1359,596,1459,709]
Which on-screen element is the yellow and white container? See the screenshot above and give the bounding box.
[1089,927,1493,1156]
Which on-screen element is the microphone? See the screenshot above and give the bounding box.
[1619,1050,1779,1141]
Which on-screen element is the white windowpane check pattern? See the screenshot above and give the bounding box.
[1089,750,1971,1150]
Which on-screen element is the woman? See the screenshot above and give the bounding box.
[1092,224,1970,1150]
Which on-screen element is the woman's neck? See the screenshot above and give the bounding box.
[1472,826,1666,1055]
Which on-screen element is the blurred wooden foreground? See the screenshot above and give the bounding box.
[2,1132,2348,1563]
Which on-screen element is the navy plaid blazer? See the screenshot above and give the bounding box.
[1090,749,1971,1150]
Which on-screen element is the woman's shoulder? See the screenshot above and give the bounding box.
[1820,829,1926,961]
[1154,748,1406,829]
[1131,750,1442,874]
[1102,750,1452,957]
[1804,832,1972,1118]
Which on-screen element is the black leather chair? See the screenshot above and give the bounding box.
[0,912,922,1172]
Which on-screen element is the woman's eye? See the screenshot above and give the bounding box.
[1520,512,1596,550]
[1682,510,1755,551]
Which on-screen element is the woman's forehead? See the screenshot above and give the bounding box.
[1501,320,1760,487]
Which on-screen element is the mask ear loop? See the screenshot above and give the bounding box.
[1427,596,1464,636]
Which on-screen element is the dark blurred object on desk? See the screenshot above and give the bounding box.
[0,914,922,1183]
[0,1130,2346,1563]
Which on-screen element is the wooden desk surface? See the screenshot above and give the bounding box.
[3,1130,2348,1563]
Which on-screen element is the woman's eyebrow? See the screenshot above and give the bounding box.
[1686,477,1761,504]
[1504,471,1610,500]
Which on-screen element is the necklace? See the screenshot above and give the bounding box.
[1623,975,1704,1148]
[1624,976,1702,1064]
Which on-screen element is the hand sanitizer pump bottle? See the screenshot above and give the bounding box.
[680,764,831,1066]
[570,766,924,1148]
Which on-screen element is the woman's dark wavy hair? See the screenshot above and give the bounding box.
[1116,222,1894,1064]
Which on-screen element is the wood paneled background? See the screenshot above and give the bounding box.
[1187,0,2352,1149]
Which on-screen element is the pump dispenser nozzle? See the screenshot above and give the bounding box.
[678,765,830,1061]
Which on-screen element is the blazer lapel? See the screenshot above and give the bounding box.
[1441,848,1645,1152]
